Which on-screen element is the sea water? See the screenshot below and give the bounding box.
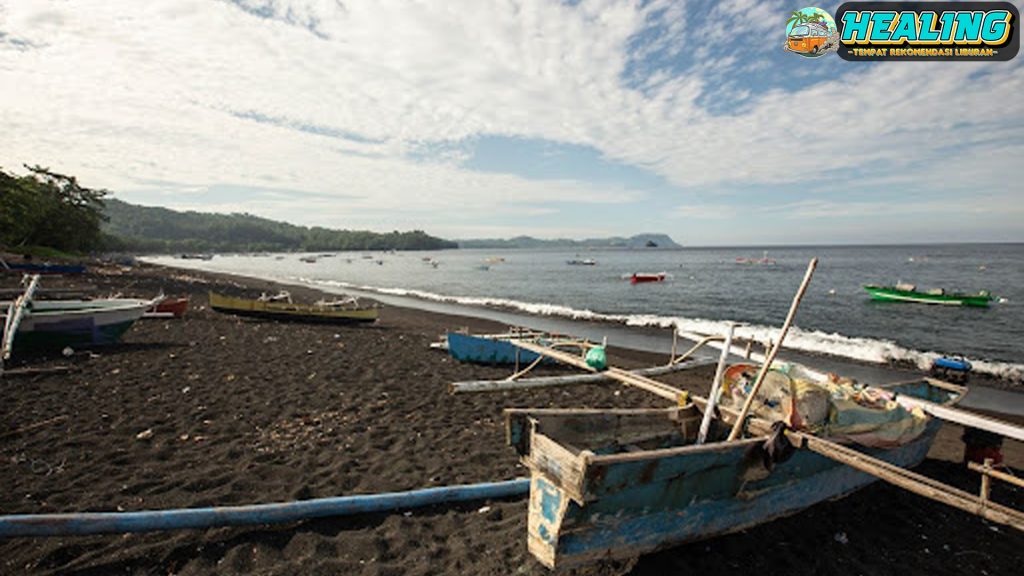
[146,243,1024,384]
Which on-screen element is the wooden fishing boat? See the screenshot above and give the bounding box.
[446,332,556,365]
[2,299,150,352]
[863,284,994,307]
[144,297,189,319]
[630,273,666,284]
[507,374,963,568]
[208,292,378,324]
[567,259,596,266]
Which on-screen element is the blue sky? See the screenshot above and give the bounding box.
[1,0,1022,245]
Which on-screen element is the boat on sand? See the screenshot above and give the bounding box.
[208,292,378,324]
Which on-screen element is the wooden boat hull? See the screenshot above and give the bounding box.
[630,274,665,284]
[208,292,378,324]
[146,297,189,318]
[863,285,993,307]
[446,332,553,365]
[3,303,148,351]
[509,381,960,569]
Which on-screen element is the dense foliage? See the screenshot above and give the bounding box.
[0,165,110,253]
[102,199,457,253]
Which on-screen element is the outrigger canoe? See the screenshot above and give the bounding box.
[1,298,150,352]
[864,284,994,307]
[446,332,555,365]
[0,261,86,275]
[208,292,378,324]
[507,378,964,569]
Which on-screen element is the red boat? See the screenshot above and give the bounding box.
[144,297,189,318]
[630,273,666,284]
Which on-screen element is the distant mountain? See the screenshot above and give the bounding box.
[458,233,681,250]
[101,199,457,253]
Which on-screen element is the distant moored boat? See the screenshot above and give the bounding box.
[863,284,994,307]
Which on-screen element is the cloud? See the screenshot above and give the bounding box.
[0,0,1020,240]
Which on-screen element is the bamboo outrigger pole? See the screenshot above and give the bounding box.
[727,259,817,441]
[1,274,41,373]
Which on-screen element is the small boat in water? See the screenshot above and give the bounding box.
[299,256,318,264]
[736,250,776,265]
[566,258,597,266]
[630,272,666,284]
[208,292,378,324]
[863,284,994,307]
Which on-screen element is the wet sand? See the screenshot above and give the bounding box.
[1,263,1021,575]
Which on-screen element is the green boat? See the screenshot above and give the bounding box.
[863,284,994,307]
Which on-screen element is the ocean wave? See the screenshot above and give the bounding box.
[301,276,1024,383]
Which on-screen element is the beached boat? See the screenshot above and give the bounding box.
[863,284,994,307]
[507,376,962,569]
[630,273,666,284]
[1,299,150,352]
[446,332,555,365]
[208,292,378,324]
[0,261,86,275]
[144,297,189,318]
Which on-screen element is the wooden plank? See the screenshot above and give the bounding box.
[895,396,1024,443]
[450,358,716,393]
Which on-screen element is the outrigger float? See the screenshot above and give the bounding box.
[450,259,1024,569]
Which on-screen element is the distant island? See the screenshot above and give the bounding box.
[457,233,681,250]
[102,199,457,253]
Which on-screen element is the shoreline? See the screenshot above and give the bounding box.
[1,262,1021,575]
[146,258,1024,396]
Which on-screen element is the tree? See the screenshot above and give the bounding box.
[0,165,110,253]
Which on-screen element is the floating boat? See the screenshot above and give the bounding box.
[630,273,666,284]
[179,253,213,261]
[2,298,150,352]
[507,372,964,568]
[736,250,776,265]
[144,297,189,319]
[567,259,596,266]
[0,261,86,275]
[445,332,556,365]
[863,284,994,307]
[299,256,318,264]
[208,292,378,324]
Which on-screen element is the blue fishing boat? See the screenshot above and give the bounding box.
[505,379,964,569]
[446,332,556,365]
[1,262,86,275]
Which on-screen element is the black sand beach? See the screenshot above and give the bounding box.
[1,263,1022,575]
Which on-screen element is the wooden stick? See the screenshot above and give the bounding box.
[728,259,818,441]
[670,330,678,365]
[0,415,68,440]
[791,430,1024,531]
[980,458,992,502]
[670,335,724,366]
[507,354,544,381]
[969,460,1024,490]
[2,274,40,363]
[450,358,716,394]
[697,323,735,444]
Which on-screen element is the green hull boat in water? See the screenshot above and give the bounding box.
[863,284,994,307]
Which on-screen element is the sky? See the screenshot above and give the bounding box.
[1,0,1023,245]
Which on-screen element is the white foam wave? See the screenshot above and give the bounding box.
[297,277,1023,383]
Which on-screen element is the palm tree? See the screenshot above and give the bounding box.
[786,10,810,29]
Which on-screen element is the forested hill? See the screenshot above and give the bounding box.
[102,199,457,253]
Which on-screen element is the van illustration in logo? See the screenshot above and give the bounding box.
[785,7,838,57]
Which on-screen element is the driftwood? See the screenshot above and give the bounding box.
[0,415,68,440]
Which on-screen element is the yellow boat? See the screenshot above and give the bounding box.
[208,292,379,324]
